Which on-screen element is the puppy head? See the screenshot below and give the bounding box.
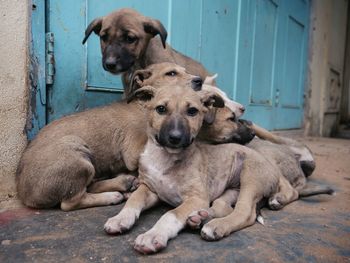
[130,85,224,152]
[198,107,255,145]
[203,74,245,119]
[82,8,167,75]
[127,62,203,99]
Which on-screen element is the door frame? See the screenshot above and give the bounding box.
[28,0,46,140]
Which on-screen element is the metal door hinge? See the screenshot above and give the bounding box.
[45,32,55,85]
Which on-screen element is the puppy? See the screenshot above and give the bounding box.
[104,84,333,254]
[82,8,214,96]
[16,64,203,211]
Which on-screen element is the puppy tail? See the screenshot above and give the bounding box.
[298,184,335,197]
[250,123,285,144]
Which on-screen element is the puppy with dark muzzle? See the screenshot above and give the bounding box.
[103,84,333,254]
[82,8,215,98]
[16,63,205,211]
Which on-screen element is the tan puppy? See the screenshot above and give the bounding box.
[103,85,278,253]
[82,8,213,96]
[104,85,333,254]
[16,64,203,211]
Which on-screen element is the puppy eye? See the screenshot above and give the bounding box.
[165,71,177,76]
[187,107,199,117]
[227,115,236,122]
[126,35,137,44]
[155,105,167,115]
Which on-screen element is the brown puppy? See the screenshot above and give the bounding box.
[82,8,213,98]
[16,63,203,211]
[104,85,333,254]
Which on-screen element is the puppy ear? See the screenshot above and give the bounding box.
[201,90,225,109]
[127,85,156,103]
[82,17,103,44]
[204,74,218,86]
[203,109,217,124]
[143,19,167,48]
[130,69,152,93]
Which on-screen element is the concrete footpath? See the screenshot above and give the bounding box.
[0,136,349,262]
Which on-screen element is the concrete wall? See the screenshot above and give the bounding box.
[305,0,349,136]
[0,0,29,208]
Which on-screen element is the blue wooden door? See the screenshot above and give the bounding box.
[235,0,309,129]
[46,0,309,130]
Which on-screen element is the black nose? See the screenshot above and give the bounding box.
[105,57,117,70]
[191,77,203,91]
[168,129,182,145]
[240,106,245,113]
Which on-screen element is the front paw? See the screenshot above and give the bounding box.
[134,230,168,254]
[187,209,210,229]
[104,209,136,234]
[201,219,228,241]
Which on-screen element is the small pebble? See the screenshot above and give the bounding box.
[1,240,11,245]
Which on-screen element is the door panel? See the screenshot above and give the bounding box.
[249,0,277,106]
[273,0,309,129]
[46,0,310,131]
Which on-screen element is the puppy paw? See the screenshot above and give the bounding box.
[104,208,137,234]
[201,220,227,241]
[134,230,168,254]
[122,175,139,192]
[187,209,210,229]
[104,192,124,205]
[268,197,283,210]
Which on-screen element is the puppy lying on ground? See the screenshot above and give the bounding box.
[104,85,333,254]
[16,63,248,211]
[16,64,202,211]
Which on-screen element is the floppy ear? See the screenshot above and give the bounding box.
[127,86,156,103]
[203,109,217,124]
[82,17,103,44]
[204,74,218,86]
[130,69,153,94]
[143,18,167,48]
[201,90,225,109]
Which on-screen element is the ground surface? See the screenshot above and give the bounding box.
[1,136,350,262]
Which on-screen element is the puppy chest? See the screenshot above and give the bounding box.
[140,164,183,207]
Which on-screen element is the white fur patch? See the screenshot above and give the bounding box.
[269,199,280,206]
[153,212,184,239]
[202,83,244,118]
[290,146,314,162]
[139,141,183,206]
[201,225,216,239]
[257,215,265,225]
[104,207,139,234]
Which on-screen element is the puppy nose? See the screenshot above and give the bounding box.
[105,57,117,70]
[168,129,182,145]
[191,77,203,91]
[240,106,245,113]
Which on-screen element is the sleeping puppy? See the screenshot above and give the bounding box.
[103,85,318,254]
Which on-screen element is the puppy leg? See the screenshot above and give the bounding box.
[88,173,139,193]
[268,176,298,210]
[61,190,124,211]
[187,189,239,229]
[104,184,158,234]
[201,186,259,241]
[134,197,209,254]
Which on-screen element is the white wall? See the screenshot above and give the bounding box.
[0,0,29,208]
